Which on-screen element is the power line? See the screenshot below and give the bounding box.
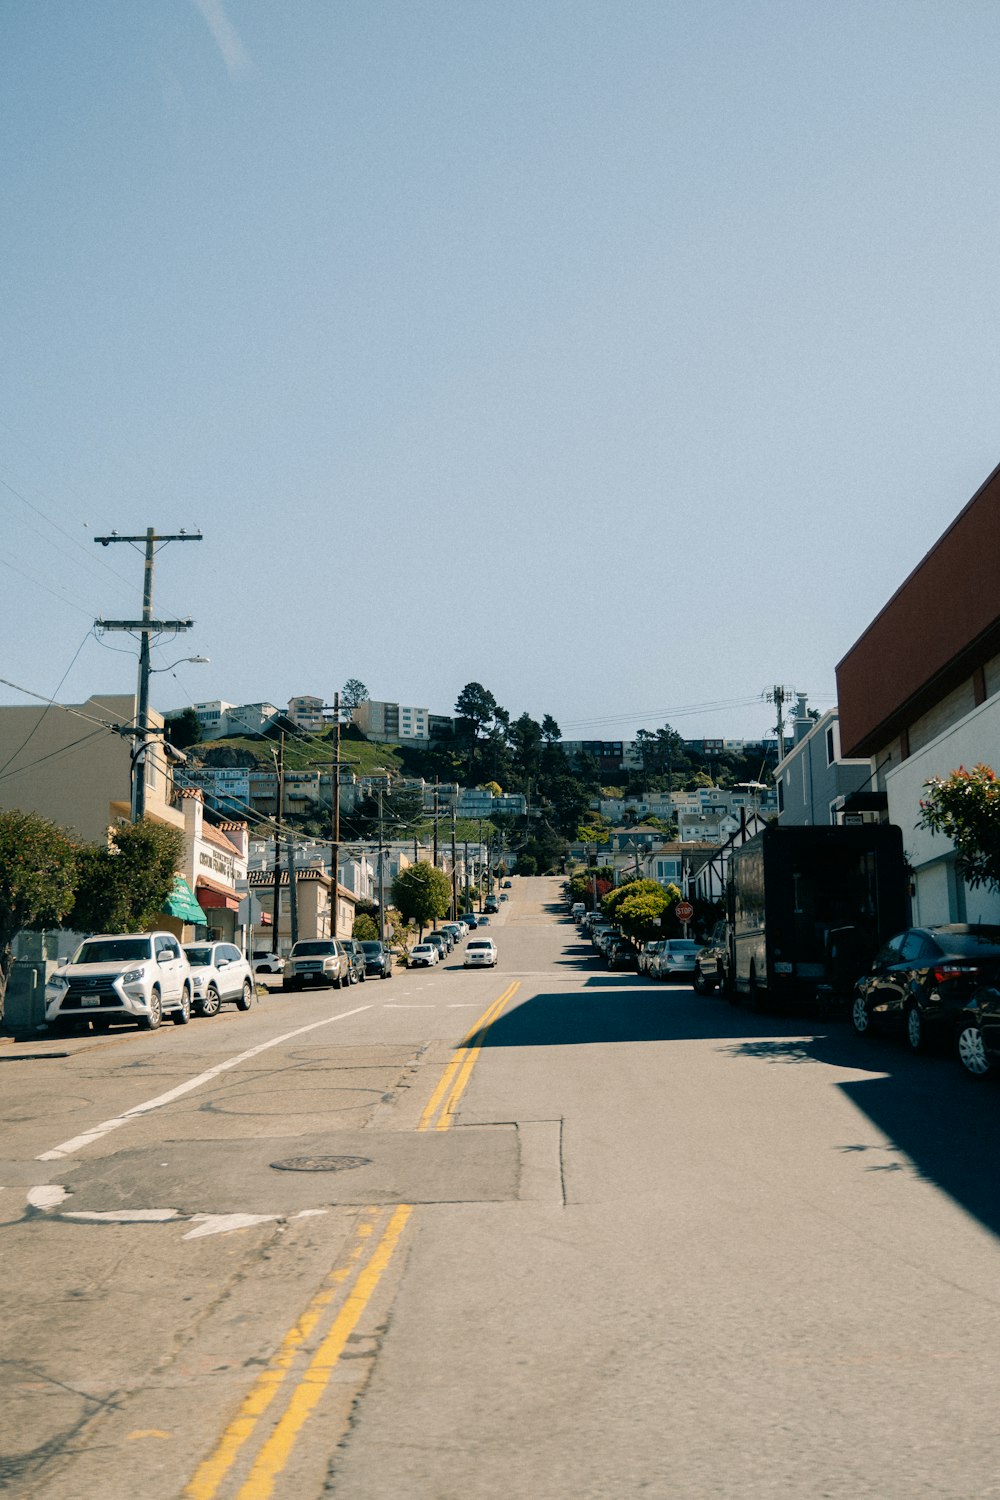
[0,627,96,779]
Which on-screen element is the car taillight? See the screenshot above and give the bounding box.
[932,964,979,984]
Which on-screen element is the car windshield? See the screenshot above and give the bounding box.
[74,938,152,964]
[184,947,215,967]
[469,942,494,951]
[412,945,432,954]
[360,943,382,954]
[292,942,336,956]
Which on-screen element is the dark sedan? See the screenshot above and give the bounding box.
[360,941,393,979]
[851,924,1000,1052]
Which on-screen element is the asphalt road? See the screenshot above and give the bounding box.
[3,877,1000,1499]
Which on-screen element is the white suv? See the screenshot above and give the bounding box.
[45,932,193,1032]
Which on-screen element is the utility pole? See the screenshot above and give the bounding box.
[432,779,440,867]
[450,784,458,920]
[273,733,285,953]
[377,785,386,942]
[765,684,794,762]
[330,691,342,940]
[94,526,201,820]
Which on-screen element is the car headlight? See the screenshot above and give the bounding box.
[122,968,145,984]
[47,973,69,990]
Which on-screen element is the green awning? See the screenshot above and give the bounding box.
[164,876,209,924]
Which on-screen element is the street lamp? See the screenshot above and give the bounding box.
[150,655,211,672]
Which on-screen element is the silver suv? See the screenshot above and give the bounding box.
[45,932,193,1032]
[282,939,350,991]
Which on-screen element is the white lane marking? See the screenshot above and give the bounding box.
[184,1208,329,1240]
[383,1004,436,1009]
[27,1185,69,1210]
[183,1213,277,1240]
[36,1004,373,1162]
[66,1208,180,1223]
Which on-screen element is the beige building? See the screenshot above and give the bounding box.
[0,692,250,945]
[248,868,357,953]
[0,693,184,841]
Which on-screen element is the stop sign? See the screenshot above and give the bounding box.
[675,900,694,922]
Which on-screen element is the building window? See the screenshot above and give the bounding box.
[777,780,784,813]
[826,724,836,765]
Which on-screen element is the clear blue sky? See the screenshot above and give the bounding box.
[4,1,1000,744]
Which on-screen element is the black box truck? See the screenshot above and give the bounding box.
[729,823,908,1010]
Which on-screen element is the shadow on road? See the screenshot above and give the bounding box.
[481,981,1000,1243]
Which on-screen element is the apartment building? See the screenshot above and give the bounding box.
[352,699,431,743]
[837,459,1000,926]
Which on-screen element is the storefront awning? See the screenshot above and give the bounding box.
[164,876,209,924]
[198,888,241,911]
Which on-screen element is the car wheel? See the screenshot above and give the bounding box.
[140,987,162,1031]
[197,984,222,1018]
[282,980,298,993]
[172,988,191,1025]
[236,980,253,1012]
[956,1020,991,1076]
[905,1004,927,1052]
[851,994,872,1035]
[693,968,714,996]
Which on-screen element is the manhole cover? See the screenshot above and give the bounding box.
[270,1155,372,1173]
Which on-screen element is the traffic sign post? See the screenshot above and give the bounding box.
[675,899,694,935]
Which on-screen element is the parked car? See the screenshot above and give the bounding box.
[637,940,664,976]
[500,893,509,902]
[339,938,368,984]
[606,938,635,971]
[252,950,283,975]
[460,912,479,929]
[594,927,619,954]
[426,932,452,960]
[408,943,439,968]
[502,879,512,889]
[183,941,255,1016]
[442,922,465,945]
[45,932,193,1032]
[651,939,701,982]
[693,922,731,995]
[476,915,491,927]
[954,979,1000,1076]
[282,939,350,991]
[851,924,1000,1051]
[360,941,393,979]
[464,939,498,968]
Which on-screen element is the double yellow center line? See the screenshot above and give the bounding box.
[185,978,519,1500]
[416,980,520,1132]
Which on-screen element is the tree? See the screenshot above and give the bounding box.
[390,863,452,938]
[509,712,544,783]
[70,820,186,935]
[541,714,561,744]
[0,810,78,1023]
[164,708,202,750]
[341,679,370,709]
[919,765,1000,890]
[353,913,379,941]
[454,682,498,777]
[603,879,681,943]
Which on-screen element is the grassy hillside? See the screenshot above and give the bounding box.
[191,728,406,777]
